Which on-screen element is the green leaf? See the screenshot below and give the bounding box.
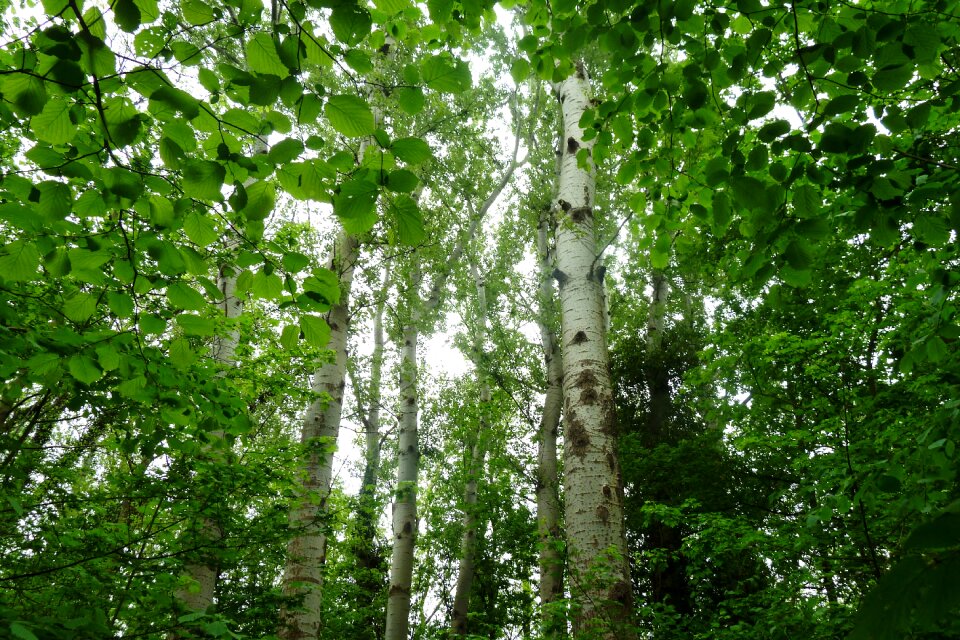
[300,314,331,347]
[780,264,811,288]
[176,314,215,336]
[303,268,340,306]
[182,160,226,200]
[282,252,310,272]
[729,176,771,212]
[396,87,425,115]
[392,137,432,164]
[10,622,40,640]
[873,65,914,92]
[107,292,134,318]
[2,73,47,116]
[245,33,288,77]
[279,324,299,349]
[325,95,376,137]
[114,0,141,32]
[167,282,207,310]
[169,337,196,369]
[330,5,371,45]
[792,185,820,218]
[913,214,950,245]
[63,292,98,322]
[181,0,215,25]
[37,181,73,219]
[334,177,378,234]
[183,211,219,246]
[0,240,41,281]
[268,138,305,164]
[386,169,419,193]
[421,54,472,93]
[68,355,102,384]
[31,98,77,145]
[390,194,424,245]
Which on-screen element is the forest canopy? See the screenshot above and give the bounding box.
[0,0,958,639]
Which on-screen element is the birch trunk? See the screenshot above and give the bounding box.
[450,263,491,637]
[535,209,565,638]
[385,268,421,640]
[280,231,359,640]
[172,263,243,617]
[349,266,391,638]
[553,63,635,639]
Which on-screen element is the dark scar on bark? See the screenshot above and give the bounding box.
[566,413,590,457]
[571,331,588,345]
[571,207,592,223]
[596,505,609,522]
[558,199,571,212]
[567,137,580,154]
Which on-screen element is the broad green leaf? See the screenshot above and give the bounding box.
[325,95,376,137]
[63,292,98,322]
[303,268,340,305]
[792,184,820,218]
[268,138,305,164]
[114,0,141,32]
[176,314,214,336]
[37,181,73,219]
[421,54,471,93]
[282,252,310,272]
[169,337,196,369]
[386,169,419,193]
[31,99,76,145]
[396,87,425,115]
[334,177,378,234]
[181,0,215,25]
[913,214,949,245]
[10,622,40,640]
[392,137,432,164]
[300,314,331,347]
[96,344,121,370]
[330,5,371,45]
[182,160,226,200]
[2,74,47,116]
[729,176,771,212]
[780,264,811,288]
[107,291,134,317]
[183,211,219,246]
[279,324,299,349]
[68,355,102,384]
[167,282,207,310]
[390,194,424,245]
[245,33,289,77]
[0,240,41,281]
[251,270,283,299]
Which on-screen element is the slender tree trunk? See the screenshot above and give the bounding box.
[535,209,564,638]
[385,267,421,640]
[450,262,491,637]
[280,231,358,640]
[349,265,391,639]
[553,63,635,639]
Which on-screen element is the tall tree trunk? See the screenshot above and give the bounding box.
[385,103,524,640]
[280,231,358,640]
[385,266,422,640]
[535,209,564,638]
[169,128,259,629]
[349,265,391,639]
[553,62,635,639]
[450,262,491,637]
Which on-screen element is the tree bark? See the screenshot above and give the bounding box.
[450,262,491,637]
[535,209,564,638]
[280,231,359,640]
[553,62,635,639]
[385,267,421,640]
[349,265,391,639]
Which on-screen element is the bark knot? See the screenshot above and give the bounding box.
[571,331,588,345]
[570,206,593,223]
[567,137,580,154]
[565,413,590,458]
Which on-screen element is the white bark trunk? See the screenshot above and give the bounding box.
[450,262,491,637]
[280,231,359,640]
[385,270,421,640]
[553,62,635,639]
[535,209,564,638]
